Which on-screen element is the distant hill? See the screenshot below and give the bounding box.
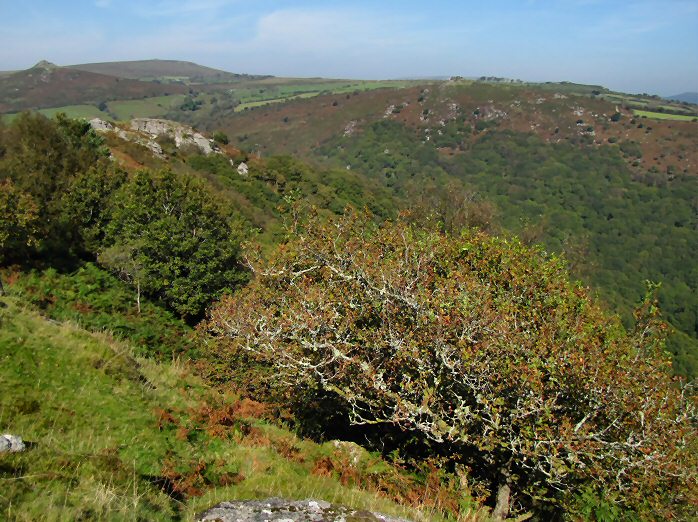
[0,61,187,113]
[665,92,698,104]
[68,59,269,84]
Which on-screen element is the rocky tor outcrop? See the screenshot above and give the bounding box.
[130,118,217,155]
[88,117,223,158]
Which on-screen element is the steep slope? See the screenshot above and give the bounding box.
[0,61,187,113]
[202,81,698,377]
[0,293,453,521]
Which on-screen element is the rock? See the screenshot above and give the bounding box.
[89,117,224,159]
[89,118,114,132]
[0,434,26,453]
[130,118,217,155]
[237,162,249,176]
[89,118,165,158]
[330,440,366,465]
[196,498,412,522]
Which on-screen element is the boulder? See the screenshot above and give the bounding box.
[0,434,26,453]
[237,162,249,176]
[196,498,411,522]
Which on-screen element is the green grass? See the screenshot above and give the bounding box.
[1,95,188,123]
[2,105,106,123]
[632,109,697,121]
[0,294,471,521]
[107,95,187,121]
[10,264,196,359]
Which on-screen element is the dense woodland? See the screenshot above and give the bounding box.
[317,119,698,378]
[1,112,696,520]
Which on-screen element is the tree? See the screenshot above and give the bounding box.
[60,164,127,253]
[207,210,696,518]
[0,178,39,263]
[98,242,147,314]
[0,112,109,256]
[103,169,248,319]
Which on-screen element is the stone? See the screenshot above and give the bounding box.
[196,498,412,522]
[0,434,26,453]
[89,118,115,132]
[237,162,249,176]
[89,117,225,160]
[130,118,217,155]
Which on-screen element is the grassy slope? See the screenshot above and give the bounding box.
[0,295,463,521]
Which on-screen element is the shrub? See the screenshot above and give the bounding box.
[620,140,643,158]
[207,210,696,518]
[213,131,229,145]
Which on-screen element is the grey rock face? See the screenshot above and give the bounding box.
[196,498,412,522]
[89,118,164,158]
[89,118,220,158]
[130,118,216,155]
[0,434,26,453]
[89,118,115,132]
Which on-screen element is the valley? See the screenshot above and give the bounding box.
[1,55,696,520]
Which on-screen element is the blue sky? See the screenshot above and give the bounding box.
[1,0,697,95]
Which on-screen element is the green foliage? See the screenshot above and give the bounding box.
[0,112,109,257]
[0,179,39,263]
[207,211,697,518]
[324,123,698,378]
[103,169,248,319]
[60,163,128,253]
[619,140,643,158]
[11,263,196,358]
[212,130,229,145]
[179,95,203,111]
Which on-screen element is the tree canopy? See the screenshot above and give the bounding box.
[207,210,697,518]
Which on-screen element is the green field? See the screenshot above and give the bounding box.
[1,80,420,124]
[107,94,187,120]
[1,95,188,123]
[2,104,105,122]
[633,109,697,121]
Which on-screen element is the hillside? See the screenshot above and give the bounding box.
[0,61,187,113]
[666,92,698,104]
[1,102,695,520]
[0,291,458,521]
[190,80,698,377]
[68,59,268,84]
